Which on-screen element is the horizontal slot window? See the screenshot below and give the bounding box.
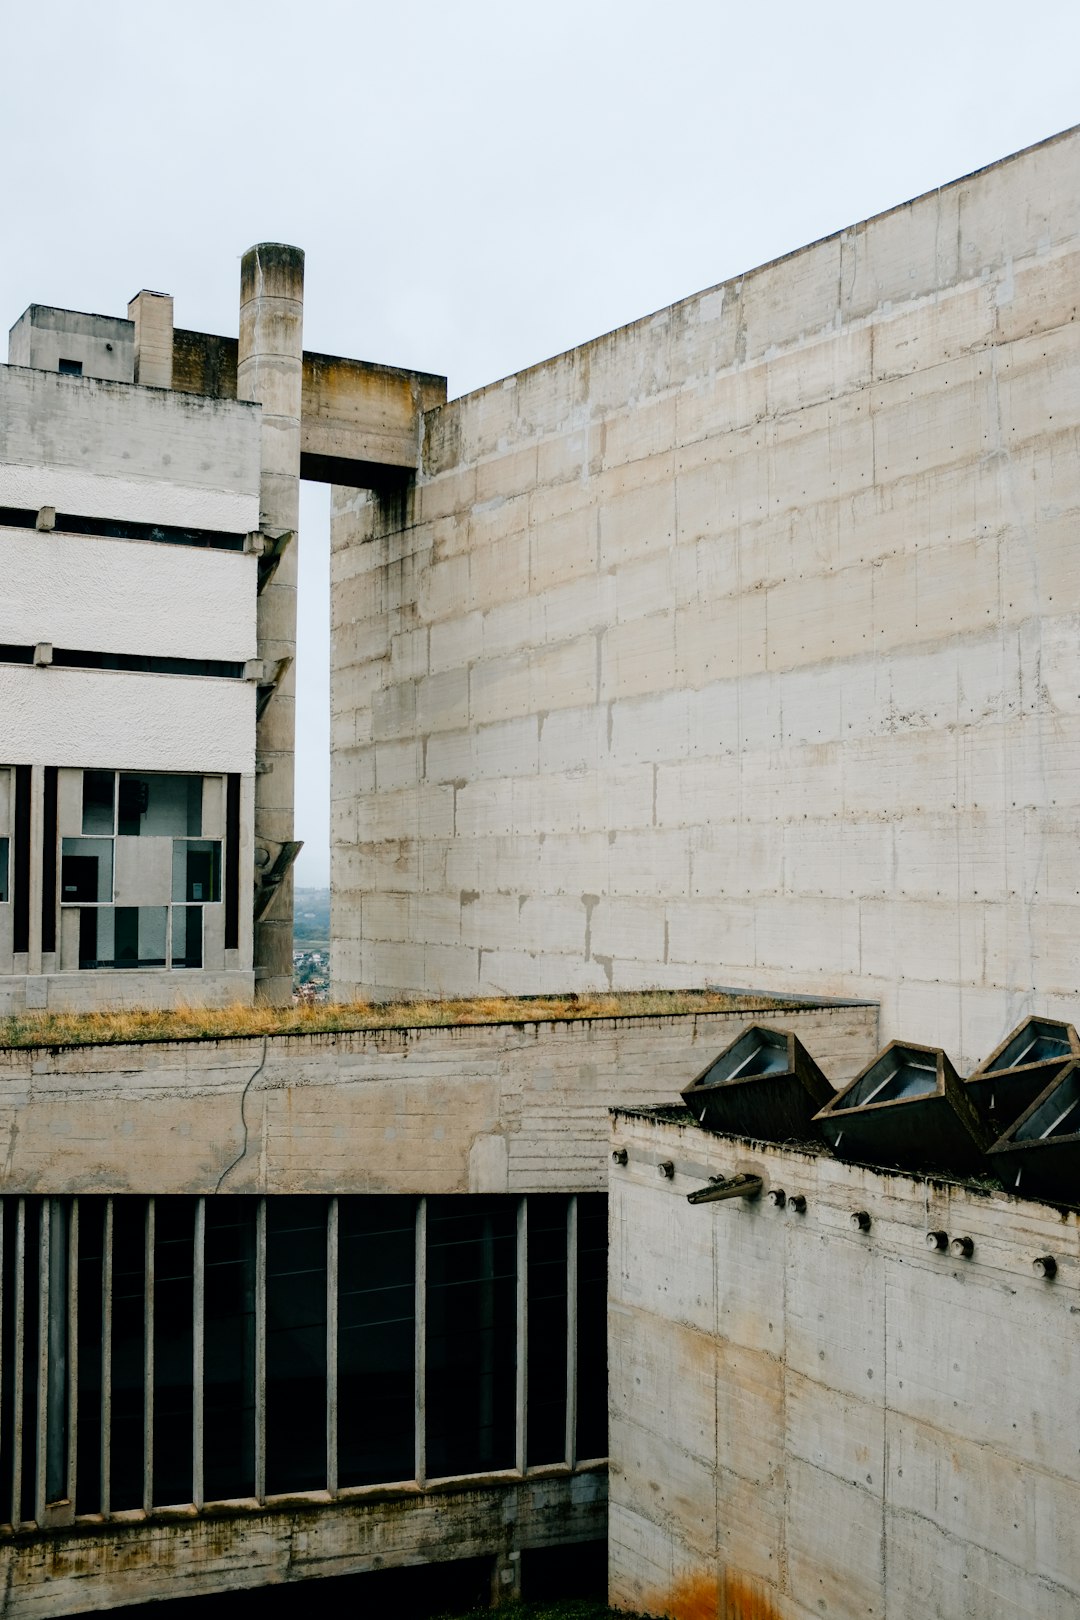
[0,645,244,678]
[0,505,245,551]
[51,649,245,679]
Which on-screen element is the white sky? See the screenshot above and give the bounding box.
[4,0,1079,886]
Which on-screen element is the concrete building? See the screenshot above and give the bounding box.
[1,254,444,1012]
[329,123,1080,1073]
[607,1101,1080,1620]
[2,120,1080,1620]
[0,993,877,1615]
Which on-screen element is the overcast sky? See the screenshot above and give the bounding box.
[4,1,1079,886]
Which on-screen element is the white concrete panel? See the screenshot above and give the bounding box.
[0,462,258,535]
[0,529,257,660]
[0,665,254,773]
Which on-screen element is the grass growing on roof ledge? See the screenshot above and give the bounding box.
[0,988,807,1050]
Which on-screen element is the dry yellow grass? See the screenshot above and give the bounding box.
[0,988,801,1051]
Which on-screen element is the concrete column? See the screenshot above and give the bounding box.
[237,243,304,1005]
[127,291,174,388]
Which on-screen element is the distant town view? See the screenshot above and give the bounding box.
[293,887,330,1001]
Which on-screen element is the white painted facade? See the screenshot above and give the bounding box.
[330,126,1080,1071]
[0,530,256,661]
[0,315,262,1011]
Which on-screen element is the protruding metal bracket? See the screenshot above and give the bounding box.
[687,1173,763,1205]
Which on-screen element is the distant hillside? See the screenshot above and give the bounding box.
[294,888,330,947]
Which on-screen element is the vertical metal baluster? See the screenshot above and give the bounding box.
[414,1197,426,1488]
[10,1200,25,1528]
[192,1198,205,1511]
[254,1197,266,1502]
[326,1198,338,1496]
[143,1199,155,1514]
[35,1198,50,1524]
[100,1199,113,1517]
[565,1195,578,1471]
[67,1199,79,1511]
[515,1198,528,1476]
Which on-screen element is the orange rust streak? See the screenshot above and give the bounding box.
[642,1569,785,1620]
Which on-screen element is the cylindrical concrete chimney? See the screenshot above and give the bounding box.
[237,243,304,1005]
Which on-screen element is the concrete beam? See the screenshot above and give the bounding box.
[300,351,446,486]
[170,331,446,485]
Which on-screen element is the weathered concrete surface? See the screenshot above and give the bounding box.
[608,1108,1080,1620]
[238,242,305,1006]
[0,364,261,531]
[329,125,1080,1071]
[0,1002,876,1194]
[0,1467,605,1619]
[300,351,447,485]
[8,307,135,384]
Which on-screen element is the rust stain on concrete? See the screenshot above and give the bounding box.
[645,1568,783,1620]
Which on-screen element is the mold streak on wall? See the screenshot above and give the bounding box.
[329,127,1080,1070]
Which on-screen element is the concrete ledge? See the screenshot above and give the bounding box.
[0,1468,607,1619]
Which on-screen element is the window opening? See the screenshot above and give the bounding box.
[58,358,83,376]
[13,765,31,953]
[1,1193,609,1518]
[265,1198,327,1495]
[526,1194,570,1466]
[426,1197,517,1479]
[41,767,57,952]
[338,1196,417,1487]
[0,837,8,903]
[72,772,220,970]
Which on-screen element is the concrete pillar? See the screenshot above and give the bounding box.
[237,243,304,1005]
[127,291,174,388]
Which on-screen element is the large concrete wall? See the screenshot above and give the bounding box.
[330,126,1080,1071]
[608,1108,1080,1620]
[0,1001,875,1194]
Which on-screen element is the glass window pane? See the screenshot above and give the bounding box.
[75,1199,106,1516]
[82,770,115,834]
[79,906,113,969]
[171,906,203,970]
[265,1198,327,1494]
[153,1198,196,1507]
[119,774,202,837]
[110,1198,148,1512]
[426,1197,517,1479]
[172,840,221,903]
[204,1201,256,1503]
[526,1195,569,1467]
[61,837,113,903]
[338,1197,416,1487]
[576,1194,608,1462]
